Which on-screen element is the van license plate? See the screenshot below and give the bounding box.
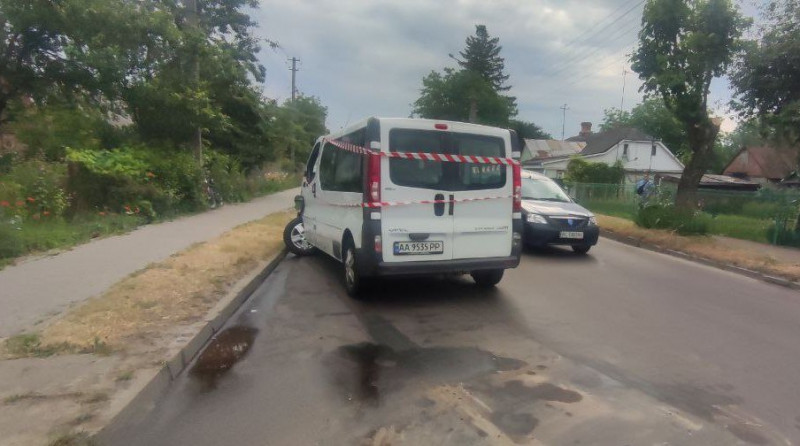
[560,231,584,239]
[394,241,444,255]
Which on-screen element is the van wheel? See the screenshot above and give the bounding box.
[572,244,591,254]
[471,269,504,287]
[343,244,363,297]
[283,217,315,256]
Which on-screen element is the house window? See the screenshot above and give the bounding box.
[651,144,657,156]
[623,143,629,157]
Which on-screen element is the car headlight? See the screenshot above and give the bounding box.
[526,213,548,224]
[588,216,597,225]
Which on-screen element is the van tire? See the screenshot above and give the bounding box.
[284,217,316,256]
[471,269,504,287]
[342,242,363,297]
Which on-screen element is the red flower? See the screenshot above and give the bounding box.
[145,172,155,178]
[0,200,9,207]
[98,211,106,216]
[26,197,35,203]
[15,201,24,207]
[43,211,51,216]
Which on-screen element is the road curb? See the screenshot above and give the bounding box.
[93,248,288,444]
[601,230,800,291]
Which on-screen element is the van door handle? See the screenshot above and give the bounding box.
[448,194,454,215]
[434,193,445,216]
[312,182,317,197]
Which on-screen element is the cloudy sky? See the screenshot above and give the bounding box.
[251,0,761,139]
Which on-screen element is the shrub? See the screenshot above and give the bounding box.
[5,160,68,219]
[636,204,709,235]
[565,158,625,184]
[0,224,24,259]
[206,151,249,203]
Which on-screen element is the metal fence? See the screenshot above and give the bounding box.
[562,182,800,246]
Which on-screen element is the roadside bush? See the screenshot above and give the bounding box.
[5,160,68,219]
[766,223,800,247]
[0,224,24,259]
[206,151,249,203]
[636,204,710,235]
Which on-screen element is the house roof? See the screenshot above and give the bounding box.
[521,139,585,162]
[723,146,797,180]
[576,127,655,156]
[657,173,760,190]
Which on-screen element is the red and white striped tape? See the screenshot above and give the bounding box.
[324,138,520,166]
[329,195,512,208]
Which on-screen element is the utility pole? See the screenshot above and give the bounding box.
[187,0,202,167]
[621,67,628,111]
[288,57,299,101]
[560,104,569,141]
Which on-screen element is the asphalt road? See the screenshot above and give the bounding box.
[103,238,800,445]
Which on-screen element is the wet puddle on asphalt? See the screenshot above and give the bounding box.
[190,326,258,390]
[326,342,527,406]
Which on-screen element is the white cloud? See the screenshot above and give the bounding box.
[251,0,754,138]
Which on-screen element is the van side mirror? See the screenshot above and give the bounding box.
[294,195,304,212]
[511,151,521,160]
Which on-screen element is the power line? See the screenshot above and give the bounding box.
[558,0,641,51]
[546,7,643,77]
[288,57,300,101]
[560,104,569,140]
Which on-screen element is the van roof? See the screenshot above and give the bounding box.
[326,117,511,141]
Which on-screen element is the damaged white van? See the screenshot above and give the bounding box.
[285,117,523,296]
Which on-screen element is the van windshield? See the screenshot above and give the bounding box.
[388,129,506,191]
[521,177,571,202]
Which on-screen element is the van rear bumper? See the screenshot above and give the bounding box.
[371,256,520,276]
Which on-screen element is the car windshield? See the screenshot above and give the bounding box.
[521,177,571,202]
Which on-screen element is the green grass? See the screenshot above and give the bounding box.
[708,214,771,243]
[0,177,298,268]
[580,199,638,220]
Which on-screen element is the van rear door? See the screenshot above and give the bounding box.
[449,132,513,259]
[380,125,454,263]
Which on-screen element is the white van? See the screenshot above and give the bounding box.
[285,117,523,296]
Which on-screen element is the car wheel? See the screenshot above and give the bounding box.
[471,269,504,287]
[572,244,591,254]
[283,216,315,256]
[343,243,363,297]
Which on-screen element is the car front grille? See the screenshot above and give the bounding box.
[546,216,588,230]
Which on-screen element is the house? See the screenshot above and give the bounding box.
[525,123,685,183]
[723,146,798,185]
[656,173,760,191]
[519,139,584,164]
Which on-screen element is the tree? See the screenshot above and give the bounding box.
[452,25,511,92]
[601,99,689,161]
[412,68,515,126]
[0,0,176,126]
[730,0,800,145]
[631,0,749,210]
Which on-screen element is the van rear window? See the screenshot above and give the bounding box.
[388,129,506,191]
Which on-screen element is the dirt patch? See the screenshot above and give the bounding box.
[598,214,800,282]
[2,211,292,357]
[0,210,292,444]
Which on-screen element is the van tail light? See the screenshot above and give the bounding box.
[367,152,381,203]
[512,164,522,212]
[374,235,383,253]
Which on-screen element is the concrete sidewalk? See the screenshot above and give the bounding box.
[0,188,298,337]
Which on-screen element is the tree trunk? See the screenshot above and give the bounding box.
[468,99,478,123]
[675,120,720,211]
[186,0,203,168]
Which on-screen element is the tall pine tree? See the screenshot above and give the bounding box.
[452,25,510,92]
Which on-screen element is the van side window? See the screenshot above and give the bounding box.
[305,142,321,181]
[454,134,506,189]
[320,141,363,192]
[319,144,337,190]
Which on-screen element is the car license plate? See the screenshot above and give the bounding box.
[394,241,444,255]
[560,231,584,239]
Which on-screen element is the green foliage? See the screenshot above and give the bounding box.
[636,204,710,235]
[730,0,800,145]
[453,25,511,92]
[601,99,689,161]
[509,119,551,145]
[564,158,625,184]
[5,160,68,218]
[0,223,24,258]
[413,68,516,126]
[632,0,750,209]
